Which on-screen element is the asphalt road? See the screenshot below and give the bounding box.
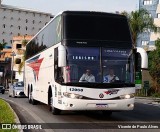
[0,92,160,132]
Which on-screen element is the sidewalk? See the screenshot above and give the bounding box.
[135,96,160,100]
[135,96,160,105]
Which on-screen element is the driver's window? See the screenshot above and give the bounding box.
[54,48,64,83]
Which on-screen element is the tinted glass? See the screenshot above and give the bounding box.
[15,82,24,87]
[64,47,134,83]
[63,12,131,43]
[26,16,61,60]
[65,47,100,82]
[102,48,134,83]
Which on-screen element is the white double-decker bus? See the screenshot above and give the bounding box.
[24,11,148,115]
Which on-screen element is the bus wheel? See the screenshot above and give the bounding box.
[102,111,112,116]
[29,88,37,105]
[32,99,38,105]
[28,88,32,104]
[50,97,61,115]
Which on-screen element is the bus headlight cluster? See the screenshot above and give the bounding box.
[120,94,134,99]
[63,92,83,99]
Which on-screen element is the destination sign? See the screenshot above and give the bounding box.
[71,56,96,60]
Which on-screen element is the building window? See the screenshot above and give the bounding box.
[2,31,5,34]
[26,26,28,30]
[10,25,13,28]
[26,19,28,23]
[18,33,20,36]
[142,41,149,46]
[33,13,35,17]
[15,58,21,64]
[11,17,13,20]
[16,44,22,49]
[33,20,35,24]
[2,39,5,43]
[144,0,152,5]
[3,24,5,28]
[3,16,6,19]
[10,40,12,44]
[18,26,21,30]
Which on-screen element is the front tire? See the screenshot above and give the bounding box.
[50,97,61,115]
[28,88,32,104]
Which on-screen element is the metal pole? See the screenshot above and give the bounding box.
[10,52,15,85]
[11,55,14,84]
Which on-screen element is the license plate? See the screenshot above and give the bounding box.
[96,104,108,108]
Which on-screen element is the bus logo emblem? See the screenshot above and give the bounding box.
[104,89,119,95]
[99,93,104,98]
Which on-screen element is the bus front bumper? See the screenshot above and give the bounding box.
[58,98,135,111]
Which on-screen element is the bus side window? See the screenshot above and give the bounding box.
[54,48,64,83]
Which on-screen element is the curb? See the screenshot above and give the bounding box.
[135,96,160,100]
[1,97,54,132]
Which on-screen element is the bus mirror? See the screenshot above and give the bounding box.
[136,47,148,69]
[58,45,66,67]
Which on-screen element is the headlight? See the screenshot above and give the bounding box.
[63,92,83,99]
[120,94,134,99]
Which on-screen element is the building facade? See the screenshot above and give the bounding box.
[139,0,160,50]
[0,0,53,85]
[0,48,12,87]
[0,1,53,46]
[12,35,33,82]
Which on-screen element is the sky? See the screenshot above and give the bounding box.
[2,0,139,15]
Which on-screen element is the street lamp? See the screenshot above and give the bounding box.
[10,51,16,85]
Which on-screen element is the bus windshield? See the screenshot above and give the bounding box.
[64,47,134,84]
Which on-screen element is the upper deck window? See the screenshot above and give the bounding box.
[63,12,132,44]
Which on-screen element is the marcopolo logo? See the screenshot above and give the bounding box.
[104,89,119,95]
[99,93,104,98]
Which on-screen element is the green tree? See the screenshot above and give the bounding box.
[148,39,160,93]
[18,39,28,74]
[122,9,158,47]
[0,42,7,51]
